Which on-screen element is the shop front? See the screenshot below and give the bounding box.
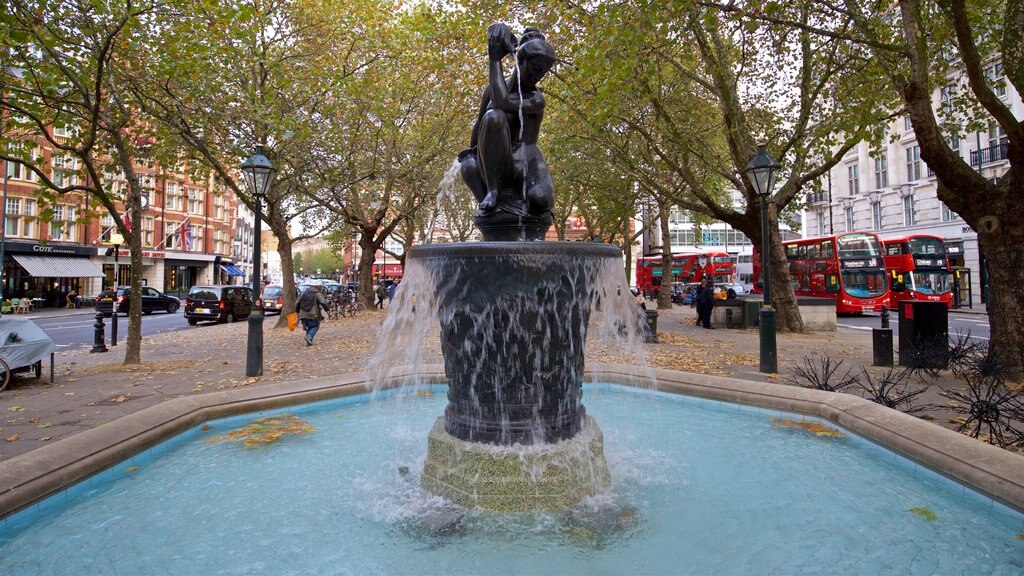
[2,241,105,309]
[164,254,216,299]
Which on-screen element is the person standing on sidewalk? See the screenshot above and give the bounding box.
[297,285,329,346]
[695,276,716,329]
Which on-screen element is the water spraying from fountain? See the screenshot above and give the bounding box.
[367,22,651,512]
[425,158,463,245]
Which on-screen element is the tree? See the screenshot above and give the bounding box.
[537,1,898,329]
[0,0,167,364]
[126,0,374,327]
[296,4,479,306]
[712,0,1024,370]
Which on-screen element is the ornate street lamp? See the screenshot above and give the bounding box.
[241,146,276,377]
[109,231,124,346]
[743,144,781,374]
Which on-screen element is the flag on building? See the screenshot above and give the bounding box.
[180,221,193,251]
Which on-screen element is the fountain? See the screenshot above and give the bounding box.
[3,21,1023,576]
[404,23,631,511]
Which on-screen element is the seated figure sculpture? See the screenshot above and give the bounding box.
[459,24,556,241]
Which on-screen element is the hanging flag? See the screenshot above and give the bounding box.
[180,221,193,251]
[123,211,132,233]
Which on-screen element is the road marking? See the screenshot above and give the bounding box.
[838,324,873,332]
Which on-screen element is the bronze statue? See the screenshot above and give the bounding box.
[459,24,556,240]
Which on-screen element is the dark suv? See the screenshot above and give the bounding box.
[95,286,180,316]
[184,285,254,325]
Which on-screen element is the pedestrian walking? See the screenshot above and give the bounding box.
[297,285,329,346]
[375,282,386,309]
[695,276,716,329]
[387,280,397,304]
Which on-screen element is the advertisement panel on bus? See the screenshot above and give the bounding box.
[881,234,953,309]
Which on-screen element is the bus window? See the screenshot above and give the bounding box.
[820,241,834,258]
[786,245,799,260]
[806,244,820,258]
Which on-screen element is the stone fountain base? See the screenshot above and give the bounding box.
[421,416,611,512]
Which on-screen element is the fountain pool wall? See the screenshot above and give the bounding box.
[2,364,1022,522]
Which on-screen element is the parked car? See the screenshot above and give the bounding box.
[95,286,180,316]
[183,285,254,325]
[717,283,746,299]
[260,284,285,315]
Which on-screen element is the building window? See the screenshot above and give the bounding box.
[905,145,921,181]
[816,210,825,236]
[940,84,957,113]
[941,202,958,222]
[213,195,225,220]
[988,122,1008,149]
[872,201,882,230]
[985,61,1006,97]
[214,229,228,255]
[847,164,859,195]
[5,161,36,182]
[903,194,915,226]
[99,215,114,243]
[873,156,888,189]
[190,225,204,251]
[187,187,204,215]
[904,116,913,131]
[165,221,183,250]
[946,133,961,154]
[165,182,184,210]
[49,205,77,241]
[5,198,36,238]
[142,217,155,246]
[845,206,854,232]
[51,155,78,188]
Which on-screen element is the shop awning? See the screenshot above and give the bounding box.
[12,254,105,278]
[219,264,246,277]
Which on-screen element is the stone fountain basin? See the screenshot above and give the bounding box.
[1,364,1022,519]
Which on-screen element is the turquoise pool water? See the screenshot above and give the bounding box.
[1,385,1021,575]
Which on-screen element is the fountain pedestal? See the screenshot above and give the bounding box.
[410,242,617,510]
[421,416,611,512]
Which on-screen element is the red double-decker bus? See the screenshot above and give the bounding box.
[635,252,734,295]
[753,232,889,314]
[881,234,953,309]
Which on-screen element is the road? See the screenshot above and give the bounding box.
[32,312,190,351]
[837,311,990,341]
[32,311,274,351]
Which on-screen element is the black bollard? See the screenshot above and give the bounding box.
[880,305,890,329]
[110,310,118,346]
[725,308,733,329]
[90,312,108,353]
[873,328,893,366]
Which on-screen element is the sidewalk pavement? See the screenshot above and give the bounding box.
[0,302,997,463]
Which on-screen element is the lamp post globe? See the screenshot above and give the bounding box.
[743,144,781,374]
[240,145,277,377]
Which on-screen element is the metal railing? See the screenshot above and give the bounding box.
[970,142,1008,166]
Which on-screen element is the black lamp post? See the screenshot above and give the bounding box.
[241,146,276,377]
[109,231,124,346]
[743,144,781,374]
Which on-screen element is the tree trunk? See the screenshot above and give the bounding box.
[767,208,805,333]
[976,218,1024,373]
[358,231,378,308]
[655,203,673,310]
[272,234,298,329]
